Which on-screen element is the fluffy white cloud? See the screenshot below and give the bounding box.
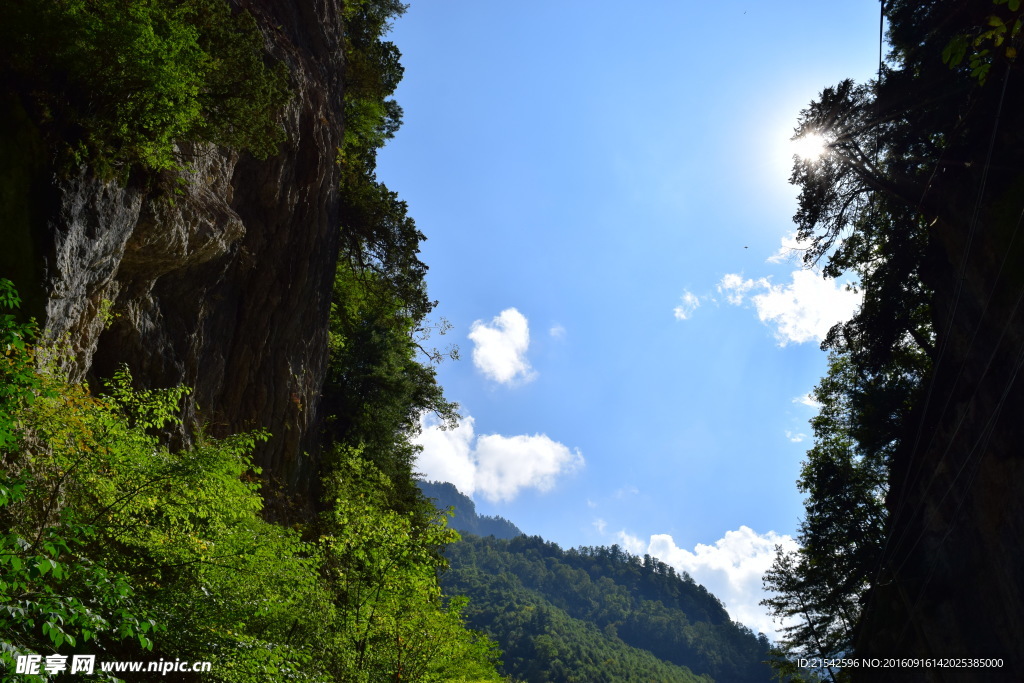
[474,432,584,502]
[720,270,861,345]
[752,270,861,345]
[673,291,701,320]
[717,273,770,305]
[612,527,798,639]
[413,416,478,495]
[616,530,648,556]
[468,308,535,384]
[413,414,583,503]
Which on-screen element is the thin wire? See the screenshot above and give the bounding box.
[879,2,884,72]
[875,0,885,163]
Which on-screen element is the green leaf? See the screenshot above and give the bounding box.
[942,35,969,66]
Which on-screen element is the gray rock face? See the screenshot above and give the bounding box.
[36,0,346,510]
[855,171,1024,680]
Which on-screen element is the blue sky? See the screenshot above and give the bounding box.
[377,1,881,638]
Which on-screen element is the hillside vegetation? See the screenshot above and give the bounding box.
[444,536,774,683]
[418,482,773,682]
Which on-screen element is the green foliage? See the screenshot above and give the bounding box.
[761,354,896,680]
[0,479,155,682]
[781,79,933,672]
[340,176,433,322]
[2,0,502,676]
[1,357,315,677]
[0,280,45,452]
[317,454,505,682]
[326,0,462,524]
[310,4,503,677]
[0,289,162,678]
[323,259,458,516]
[942,0,1023,83]
[443,535,774,682]
[0,0,289,177]
[0,282,503,681]
[339,0,407,177]
[336,0,447,365]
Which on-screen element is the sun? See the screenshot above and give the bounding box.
[792,132,828,162]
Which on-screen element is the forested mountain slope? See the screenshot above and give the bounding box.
[417,475,773,681]
[441,535,774,683]
[418,480,524,539]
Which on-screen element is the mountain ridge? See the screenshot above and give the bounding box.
[419,480,774,682]
[417,480,524,539]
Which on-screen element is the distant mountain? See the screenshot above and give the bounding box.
[417,480,523,539]
[444,535,774,683]
[418,482,774,682]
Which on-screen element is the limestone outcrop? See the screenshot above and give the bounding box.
[23,0,347,508]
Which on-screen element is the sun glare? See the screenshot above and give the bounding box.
[792,132,828,162]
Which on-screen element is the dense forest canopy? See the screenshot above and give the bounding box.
[0,0,289,178]
[443,534,773,683]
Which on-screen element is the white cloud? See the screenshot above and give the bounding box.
[717,273,771,305]
[616,530,648,555]
[673,291,701,320]
[413,416,477,495]
[752,270,860,345]
[474,432,584,502]
[468,308,536,384]
[414,414,583,503]
[593,518,607,534]
[785,430,807,443]
[720,270,861,346]
[615,527,798,639]
[793,393,822,409]
[766,230,812,264]
[549,324,567,340]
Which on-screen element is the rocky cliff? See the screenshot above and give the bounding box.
[854,78,1024,680]
[3,0,347,510]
